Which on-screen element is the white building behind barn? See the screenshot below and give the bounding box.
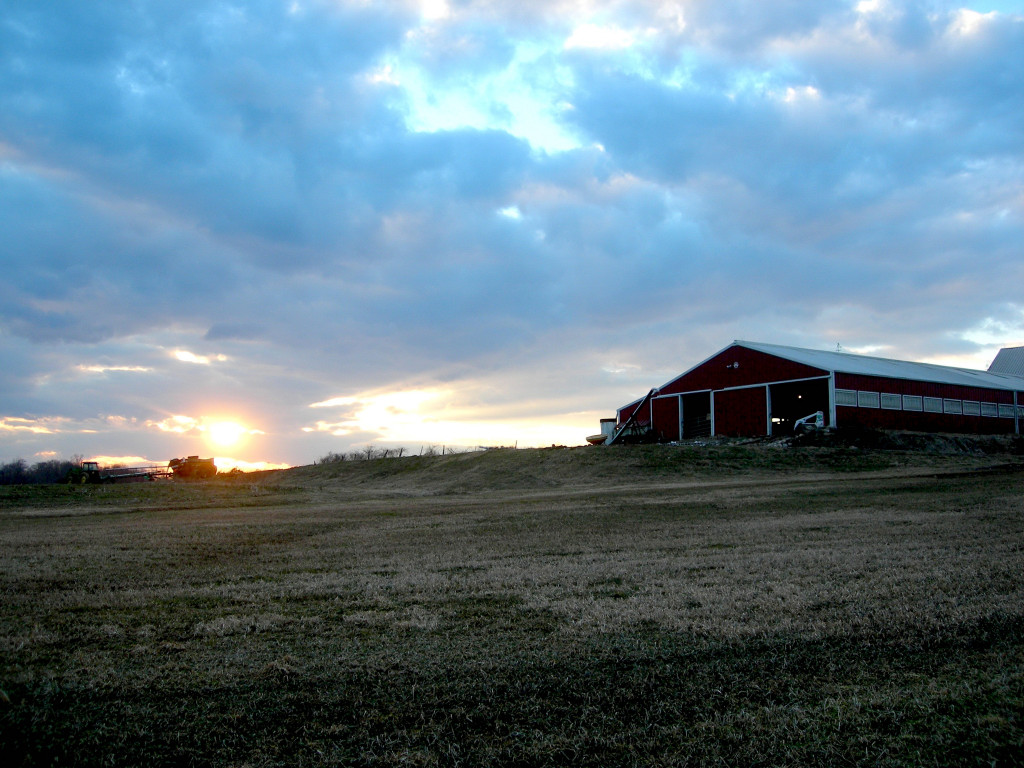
[989,346,1024,377]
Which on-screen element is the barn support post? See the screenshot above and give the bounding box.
[828,373,837,429]
[710,390,716,436]
[765,384,772,436]
[678,395,684,442]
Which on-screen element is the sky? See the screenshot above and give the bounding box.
[2,0,1023,470]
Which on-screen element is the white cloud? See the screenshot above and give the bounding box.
[0,417,58,435]
[148,415,200,434]
[564,24,635,50]
[173,350,228,365]
[949,8,997,36]
[78,364,153,374]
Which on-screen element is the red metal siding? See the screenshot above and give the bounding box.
[659,345,827,396]
[614,397,647,428]
[652,396,680,442]
[715,387,768,437]
[835,374,1018,434]
[839,406,1019,434]
[617,400,643,425]
[835,374,1014,404]
[833,406,1010,434]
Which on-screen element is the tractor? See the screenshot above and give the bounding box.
[65,461,104,484]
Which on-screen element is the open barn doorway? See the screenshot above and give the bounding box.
[769,379,830,435]
[681,391,712,438]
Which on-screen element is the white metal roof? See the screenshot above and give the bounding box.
[989,346,1024,377]
[737,341,1024,392]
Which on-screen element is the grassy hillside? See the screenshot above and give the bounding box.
[269,436,1014,496]
[1,442,1022,766]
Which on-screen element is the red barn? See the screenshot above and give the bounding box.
[614,341,1024,441]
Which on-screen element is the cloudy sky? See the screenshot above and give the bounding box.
[2,0,1022,469]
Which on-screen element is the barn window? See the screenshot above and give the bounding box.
[963,401,981,416]
[923,397,943,413]
[880,393,901,410]
[903,395,923,411]
[1018,405,1024,419]
[998,404,1015,418]
[943,399,962,415]
[858,391,880,408]
[981,402,999,417]
[834,389,857,406]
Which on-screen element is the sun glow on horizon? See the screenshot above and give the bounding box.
[213,456,291,473]
[206,421,249,448]
[147,414,264,451]
[306,387,591,448]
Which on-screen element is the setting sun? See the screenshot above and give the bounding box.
[206,421,249,448]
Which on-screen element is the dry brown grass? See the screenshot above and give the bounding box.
[1,443,1022,766]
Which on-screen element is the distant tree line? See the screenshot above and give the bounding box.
[315,445,476,464]
[315,446,407,464]
[0,456,84,485]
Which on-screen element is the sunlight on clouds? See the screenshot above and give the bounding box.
[387,39,582,153]
[80,454,288,473]
[149,415,199,434]
[601,361,642,375]
[950,9,997,36]
[856,0,883,13]
[307,390,440,436]
[0,415,115,436]
[207,421,262,448]
[0,417,56,435]
[783,86,821,104]
[419,0,450,20]
[920,352,997,369]
[78,364,153,374]
[306,388,589,447]
[845,344,894,356]
[309,395,359,409]
[146,415,263,449]
[214,457,291,472]
[366,64,400,86]
[90,455,153,467]
[564,23,635,50]
[173,349,227,365]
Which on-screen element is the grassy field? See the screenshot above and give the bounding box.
[1,442,1022,766]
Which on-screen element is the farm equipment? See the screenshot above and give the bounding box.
[65,461,103,484]
[65,460,170,484]
[793,411,825,434]
[168,456,217,479]
[65,456,218,483]
[606,388,659,445]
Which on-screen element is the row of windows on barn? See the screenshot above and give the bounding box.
[834,389,1021,419]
